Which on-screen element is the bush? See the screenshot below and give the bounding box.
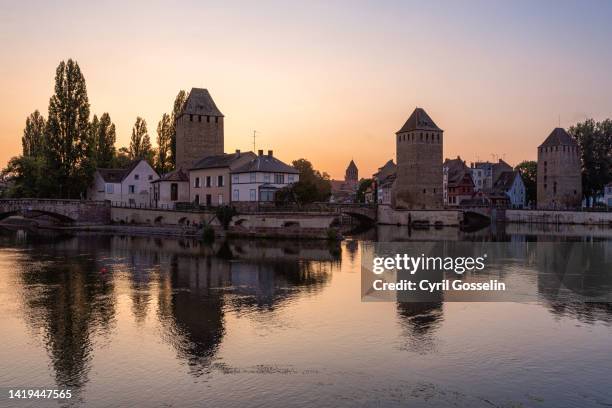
[216,205,237,230]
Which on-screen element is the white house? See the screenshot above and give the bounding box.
[493,171,526,208]
[230,150,299,202]
[470,167,484,191]
[151,168,190,209]
[87,160,159,207]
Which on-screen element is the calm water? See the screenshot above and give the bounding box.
[0,225,611,407]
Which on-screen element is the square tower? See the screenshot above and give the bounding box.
[175,88,224,169]
[394,108,443,209]
[537,128,582,209]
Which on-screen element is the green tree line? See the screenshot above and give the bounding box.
[1,59,188,198]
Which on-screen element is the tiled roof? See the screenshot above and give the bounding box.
[397,108,442,133]
[493,171,519,192]
[181,88,223,117]
[539,128,578,147]
[97,160,144,183]
[346,160,357,171]
[444,157,471,187]
[232,154,299,174]
[152,168,189,183]
[190,152,255,170]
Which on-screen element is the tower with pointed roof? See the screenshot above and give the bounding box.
[394,108,443,209]
[175,88,224,169]
[537,127,582,209]
[345,160,358,186]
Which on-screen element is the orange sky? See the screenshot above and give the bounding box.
[1,1,611,179]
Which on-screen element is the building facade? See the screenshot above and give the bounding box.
[443,157,474,207]
[87,160,159,207]
[472,159,513,193]
[537,128,582,209]
[605,183,612,207]
[395,108,443,209]
[189,151,256,207]
[231,150,299,203]
[493,171,526,208]
[152,169,190,209]
[175,88,225,169]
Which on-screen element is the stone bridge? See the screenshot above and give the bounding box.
[327,204,377,225]
[0,199,111,225]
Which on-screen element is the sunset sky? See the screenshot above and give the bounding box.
[1,0,611,179]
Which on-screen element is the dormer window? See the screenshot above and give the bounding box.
[134,174,139,180]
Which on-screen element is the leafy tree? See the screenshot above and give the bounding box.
[1,156,55,198]
[129,117,153,163]
[114,147,132,168]
[356,178,373,203]
[45,59,92,198]
[22,110,46,157]
[515,161,537,205]
[215,205,237,230]
[276,159,331,205]
[569,119,612,206]
[170,90,187,168]
[155,113,172,174]
[94,113,116,168]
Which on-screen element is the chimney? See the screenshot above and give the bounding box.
[258,149,263,156]
[268,150,273,157]
[235,149,240,156]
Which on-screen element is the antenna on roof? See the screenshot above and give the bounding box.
[558,114,561,127]
[253,130,257,152]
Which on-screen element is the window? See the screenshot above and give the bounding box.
[260,190,274,201]
[190,114,193,121]
[148,175,153,181]
[218,175,224,187]
[288,175,295,183]
[194,177,201,188]
[218,194,223,205]
[105,184,114,194]
[198,115,201,122]
[206,176,211,187]
[249,189,256,201]
[264,173,271,183]
[233,189,239,201]
[129,185,135,194]
[194,194,199,204]
[274,174,285,184]
[232,174,239,183]
[134,174,140,180]
[206,194,212,206]
[250,173,256,182]
[170,183,178,201]
[215,117,218,123]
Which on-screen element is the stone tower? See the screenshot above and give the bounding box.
[175,88,224,169]
[395,108,443,209]
[537,128,582,209]
[345,160,358,187]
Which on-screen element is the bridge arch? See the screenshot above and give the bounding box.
[0,209,75,223]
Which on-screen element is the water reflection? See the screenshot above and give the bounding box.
[1,226,611,407]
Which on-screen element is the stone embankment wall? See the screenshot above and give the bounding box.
[377,205,462,226]
[505,210,612,225]
[111,207,216,226]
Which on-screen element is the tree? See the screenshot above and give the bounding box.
[129,117,153,163]
[1,156,55,198]
[356,178,373,203]
[515,161,537,205]
[95,113,116,168]
[114,147,132,168]
[22,110,46,157]
[276,159,331,205]
[45,59,91,198]
[569,119,612,206]
[155,113,172,174]
[170,90,187,168]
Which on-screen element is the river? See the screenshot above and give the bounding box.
[0,225,611,407]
